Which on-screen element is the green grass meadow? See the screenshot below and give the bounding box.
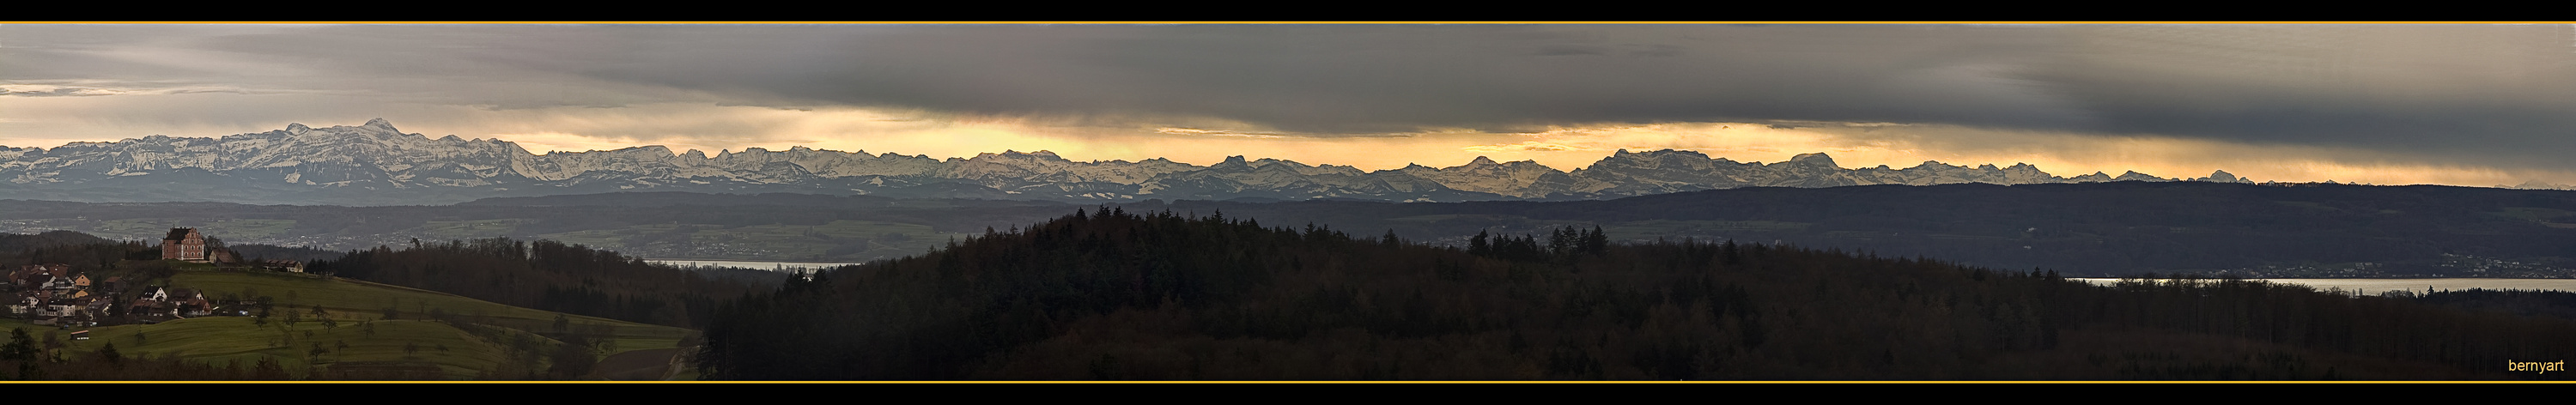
[14,269,696,380]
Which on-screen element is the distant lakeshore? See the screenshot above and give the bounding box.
[2074,278,2576,294]
[645,259,866,271]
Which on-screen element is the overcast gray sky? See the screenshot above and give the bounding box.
[6,23,2574,186]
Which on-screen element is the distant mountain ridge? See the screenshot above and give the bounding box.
[0,119,2256,205]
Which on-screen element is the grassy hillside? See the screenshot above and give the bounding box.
[7,269,696,380]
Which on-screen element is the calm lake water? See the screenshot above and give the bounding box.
[2073,278,2576,293]
[646,259,865,271]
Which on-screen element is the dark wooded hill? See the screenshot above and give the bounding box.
[309,239,785,329]
[694,209,2576,380]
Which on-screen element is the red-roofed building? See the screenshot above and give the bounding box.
[162,228,208,263]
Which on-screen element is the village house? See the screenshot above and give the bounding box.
[29,294,102,327]
[131,287,213,319]
[258,259,305,273]
[127,295,161,318]
[9,295,37,316]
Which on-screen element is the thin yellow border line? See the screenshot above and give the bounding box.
[5,380,2571,384]
[4,21,2576,24]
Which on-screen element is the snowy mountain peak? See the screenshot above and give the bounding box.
[285,123,311,135]
[2113,171,2171,182]
[1467,156,1499,166]
[1212,155,1250,168]
[2203,170,2245,184]
[1608,148,1712,162]
[362,118,396,130]
[1789,153,1838,168]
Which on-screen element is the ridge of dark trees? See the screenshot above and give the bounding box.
[0,231,112,253]
[308,238,778,329]
[696,209,2576,380]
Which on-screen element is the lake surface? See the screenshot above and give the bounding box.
[2073,278,2576,293]
[646,259,866,271]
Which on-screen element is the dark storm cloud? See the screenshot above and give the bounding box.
[2018,25,2576,168]
[11,23,2576,170]
[526,24,2100,134]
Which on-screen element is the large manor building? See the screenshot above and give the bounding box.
[161,227,209,263]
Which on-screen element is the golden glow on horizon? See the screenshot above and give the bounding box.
[4,99,2573,188]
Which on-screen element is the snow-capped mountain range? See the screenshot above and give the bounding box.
[0,119,2259,205]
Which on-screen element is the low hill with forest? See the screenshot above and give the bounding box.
[0,232,779,380]
[697,209,2576,380]
[0,268,696,380]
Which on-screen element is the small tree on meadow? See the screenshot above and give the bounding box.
[97,342,121,367]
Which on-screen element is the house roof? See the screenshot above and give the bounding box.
[164,227,197,241]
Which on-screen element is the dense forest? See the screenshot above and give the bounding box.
[698,208,2576,380]
[308,239,781,329]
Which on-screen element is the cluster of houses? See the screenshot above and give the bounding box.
[9,263,225,326]
[5,227,300,326]
[7,263,114,326]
